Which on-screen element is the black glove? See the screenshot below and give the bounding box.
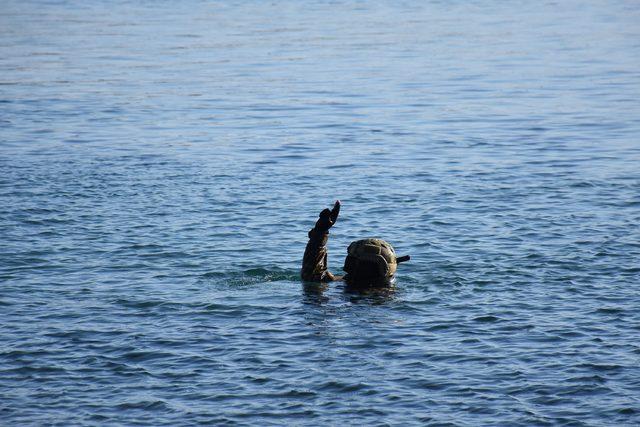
[314,200,341,233]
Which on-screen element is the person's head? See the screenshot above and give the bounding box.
[342,238,410,286]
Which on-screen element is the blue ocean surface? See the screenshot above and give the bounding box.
[1,1,640,425]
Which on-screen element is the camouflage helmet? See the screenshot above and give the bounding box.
[343,238,399,281]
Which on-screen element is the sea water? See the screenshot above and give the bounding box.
[1,1,639,425]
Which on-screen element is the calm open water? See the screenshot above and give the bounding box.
[2,1,640,425]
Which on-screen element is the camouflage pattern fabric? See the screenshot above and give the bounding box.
[300,201,340,282]
[343,238,398,280]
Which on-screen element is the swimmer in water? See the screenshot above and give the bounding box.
[301,200,410,286]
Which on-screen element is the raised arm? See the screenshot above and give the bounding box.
[301,200,341,282]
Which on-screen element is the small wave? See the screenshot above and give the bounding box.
[319,381,369,393]
[115,400,169,410]
[472,315,501,322]
[3,365,67,375]
[594,307,624,314]
[121,351,175,362]
[577,363,624,372]
[112,298,172,310]
[200,268,299,286]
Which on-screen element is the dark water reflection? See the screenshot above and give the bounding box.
[303,280,398,306]
[302,282,331,306]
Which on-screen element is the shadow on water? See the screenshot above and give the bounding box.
[302,280,397,306]
[302,282,330,305]
[202,268,397,306]
[341,281,397,305]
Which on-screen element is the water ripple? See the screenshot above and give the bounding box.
[2,0,640,425]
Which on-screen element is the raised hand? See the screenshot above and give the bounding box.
[314,200,341,232]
